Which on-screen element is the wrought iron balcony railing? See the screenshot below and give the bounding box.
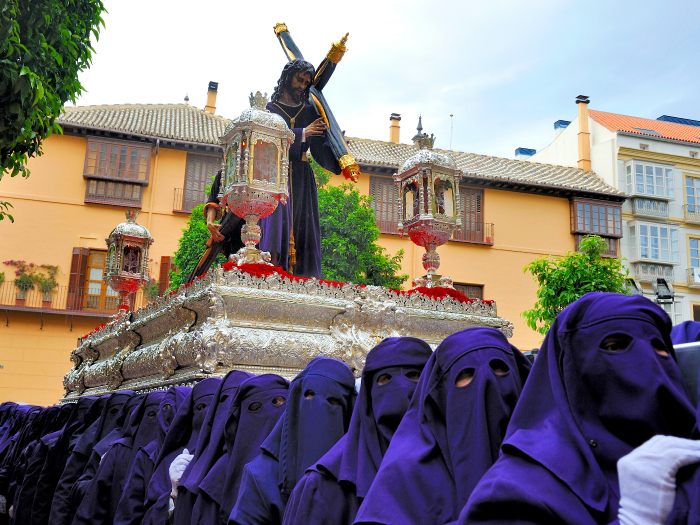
[684,205,700,224]
[0,281,148,316]
[632,198,669,220]
[451,222,495,245]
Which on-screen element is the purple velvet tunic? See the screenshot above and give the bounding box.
[283,337,433,525]
[458,292,696,525]
[173,371,253,525]
[140,378,220,525]
[229,358,356,525]
[258,101,339,278]
[71,391,165,525]
[113,386,190,525]
[354,327,531,525]
[189,374,289,525]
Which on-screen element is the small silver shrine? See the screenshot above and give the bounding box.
[63,265,513,400]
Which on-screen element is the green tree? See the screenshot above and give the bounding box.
[0,0,106,222]
[168,203,226,291]
[522,234,630,335]
[312,156,407,289]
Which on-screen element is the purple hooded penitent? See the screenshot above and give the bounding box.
[173,371,253,525]
[72,390,166,525]
[459,292,696,525]
[188,374,289,525]
[140,378,220,525]
[229,357,356,525]
[283,336,433,525]
[354,327,531,525]
[114,386,191,525]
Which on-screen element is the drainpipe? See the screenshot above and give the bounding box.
[146,138,160,232]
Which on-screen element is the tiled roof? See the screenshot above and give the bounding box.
[346,137,624,197]
[57,104,231,145]
[590,110,700,145]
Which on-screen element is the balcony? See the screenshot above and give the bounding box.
[684,205,700,224]
[173,188,209,214]
[688,268,700,288]
[632,198,669,220]
[451,223,495,246]
[630,262,674,283]
[0,281,148,317]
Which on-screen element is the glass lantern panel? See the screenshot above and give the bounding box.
[122,247,141,274]
[404,183,419,219]
[434,178,454,216]
[253,141,278,184]
[225,142,238,185]
[443,182,454,217]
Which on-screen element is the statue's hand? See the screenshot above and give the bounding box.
[207,221,225,242]
[305,117,326,137]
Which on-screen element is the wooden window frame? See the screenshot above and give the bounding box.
[182,153,222,213]
[85,178,143,207]
[83,137,152,185]
[570,197,623,238]
[453,282,483,300]
[369,175,400,235]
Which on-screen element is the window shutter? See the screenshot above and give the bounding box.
[67,247,89,310]
[369,176,398,233]
[158,256,172,294]
[184,154,222,212]
[455,187,484,242]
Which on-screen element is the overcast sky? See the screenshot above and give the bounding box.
[75,0,700,159]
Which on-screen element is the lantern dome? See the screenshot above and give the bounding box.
[222,92,288,137]
[108,212,152,244]
[399,147,457,173]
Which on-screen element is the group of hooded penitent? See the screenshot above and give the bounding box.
[1,292,699,525]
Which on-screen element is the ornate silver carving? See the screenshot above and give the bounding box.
[63,265,513,400]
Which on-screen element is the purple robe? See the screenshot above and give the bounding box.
[113,386,190,525]
[190,374,289,525]
[259,101,339,278]
[459,292,696,525]
[49,391,134,525]
[229,357,356,525]
[354,327,531,525]
[283,336,433,525]
[71,391,165,525]
[140,378,221,525]
[173,371,253,525]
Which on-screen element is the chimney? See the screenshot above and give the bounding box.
[389,113,401,143]
[205,81,218,114]
[515,147,536,160]
[554,119,570,138]
[576,95,590,171]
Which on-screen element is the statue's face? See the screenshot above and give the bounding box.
[286,72,311,103]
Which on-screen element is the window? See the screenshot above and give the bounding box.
[570,198,622,237]
[691,238,700,269]
[453,283,483,300]
[453,187,486,243]
[662,300,683,326]
[85,179,142,207]
[690,151,698,158]
[370,176,399,234]
[640,144,649,151]
[693,304,700,322]
[183,154,222,212]
[83,251,119,312]
[686,177,700,212]
[625,161,674,198]
[84,139,151,183]
[628,222,679,263]
[574,234,618,257]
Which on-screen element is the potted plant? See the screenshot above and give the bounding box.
[14,272,34,305]
[38,264,60,308]
[141,277,160,302]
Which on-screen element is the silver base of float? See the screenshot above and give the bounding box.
[62,264,513,401]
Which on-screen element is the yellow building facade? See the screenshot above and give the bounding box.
[0,94,622,405]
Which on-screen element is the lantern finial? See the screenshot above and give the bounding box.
[415,132,435,150]
[125,210,139,223]
[249,91,269,110]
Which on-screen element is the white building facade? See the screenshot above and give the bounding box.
[528,103,700,324]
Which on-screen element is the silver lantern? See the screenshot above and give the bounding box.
[220,91,295,265]
[105,210,154,311]
[394,133,462,288]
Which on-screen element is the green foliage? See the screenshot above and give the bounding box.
[522,235,630,335]
[0,271,4,285]
[0,0,106,221]
[3,260,60,293]
[312,156,407,289]
[141,277,160,301]
[14,272,33,292]
[169,203,226,291]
